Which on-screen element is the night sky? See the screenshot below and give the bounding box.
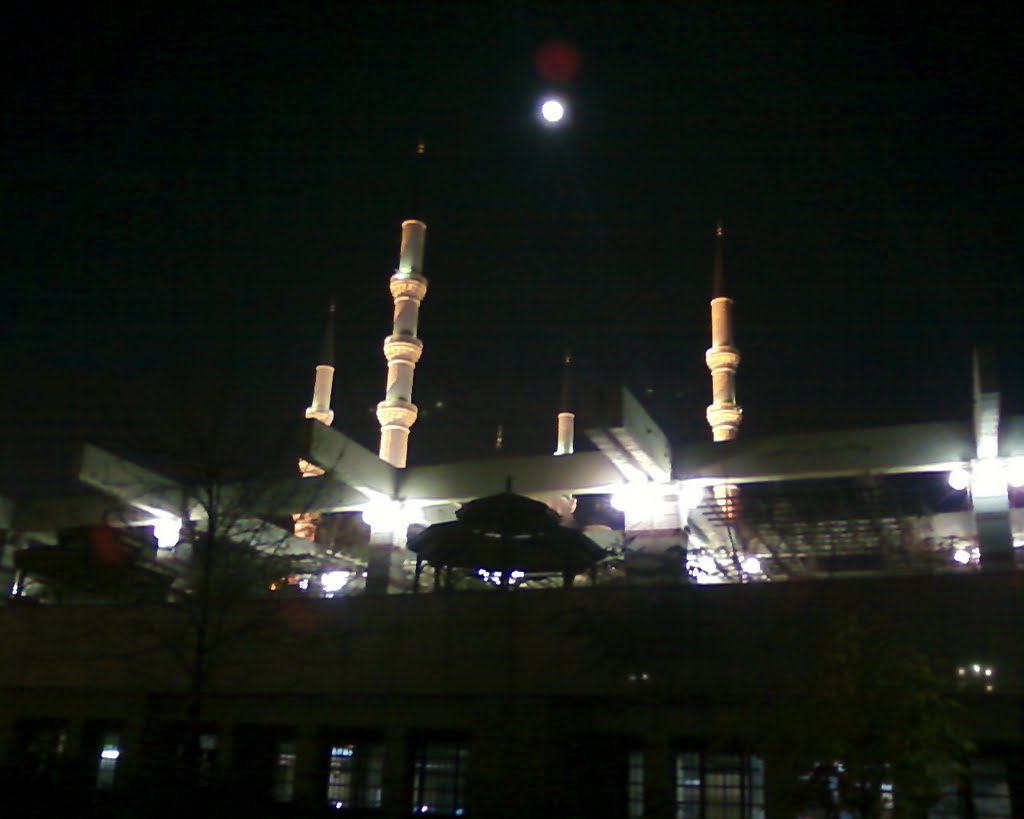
[3,3,1021,497]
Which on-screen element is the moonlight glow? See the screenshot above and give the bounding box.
[540,98,565,123]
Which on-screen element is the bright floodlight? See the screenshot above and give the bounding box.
[361,499,399,531]
[948,467,971,491]
[153,517,181,549]
[679,480,706,513]
[541,98,565,123]
[1007,458,1024,488]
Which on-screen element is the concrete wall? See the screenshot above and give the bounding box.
[1,572,1021,817]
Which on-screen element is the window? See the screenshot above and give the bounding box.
[628,749,645,818]
[675,751,765,819]
[970,759,1013,819]
[95,731,122,791]
[565,735,643,817]
[795,762,894,818]
[198,732,218,785]
[271,738,297,803]
[411,740,468,816]
[327,741,385,810]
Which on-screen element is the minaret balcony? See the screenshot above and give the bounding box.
[383,336,424,364]
[706,346,740,371]
[376,400,418,430]
[389,276,428,301]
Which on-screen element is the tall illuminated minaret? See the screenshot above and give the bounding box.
[376,220,428,467]
[705,221,742,442]
[554,350,575,455]
[294,299,336,539]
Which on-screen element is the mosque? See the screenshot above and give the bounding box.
[0,210,1022,817]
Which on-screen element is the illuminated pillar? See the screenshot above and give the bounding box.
[294,300,336,540]
[554,351,575,456]
[705,222,742,442]
[377,220,428,468]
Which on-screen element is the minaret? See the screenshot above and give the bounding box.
[554,350,575,455]
[376,220,428,467]
[294,299,336,540]
[305,299,336,426]
[705,221,742,442]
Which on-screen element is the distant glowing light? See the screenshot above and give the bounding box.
[948,467,971,491]
[952,548,972,565]
[688,552,725,584]
[476,569,525,586]
[695,555,717,574]
[741,556,761,575]
[540,98,565,123]
[100,748,120,760]
[949,458,1022,497]
[321,571,351,593]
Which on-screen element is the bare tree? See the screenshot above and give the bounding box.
[12,412,362,812]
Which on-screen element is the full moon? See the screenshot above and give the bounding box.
[540,98,565,123]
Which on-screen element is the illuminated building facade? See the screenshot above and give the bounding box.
[0,217,1022,817]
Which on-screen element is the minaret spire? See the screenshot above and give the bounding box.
[705,220,742,441]
[712,219,726,298]
[376,140,430,468]
[305,298,336,426]
[376,201,428,468]
[554,350,575,455]
[295,298,337,539]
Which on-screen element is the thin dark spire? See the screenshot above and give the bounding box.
[712,220,726,298]
[320,298,336,366]
[560,349,573,412]
[409,137,427,222]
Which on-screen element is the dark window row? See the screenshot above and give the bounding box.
[6,718,1017,818]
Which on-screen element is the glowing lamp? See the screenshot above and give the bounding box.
[952,548,972,565]
[948,467,970,491]
[740,556,761,575]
